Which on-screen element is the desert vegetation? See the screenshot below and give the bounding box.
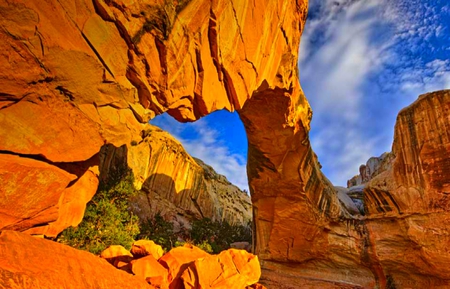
[57,168,251,255]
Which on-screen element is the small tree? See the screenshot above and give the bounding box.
[57,170,140,254]
[138,212,177,252]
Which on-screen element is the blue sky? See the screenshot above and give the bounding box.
[152,0,450,190]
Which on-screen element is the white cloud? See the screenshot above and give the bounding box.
[151,114,249,192]
[299,0,450,186]
[300,0,391,185]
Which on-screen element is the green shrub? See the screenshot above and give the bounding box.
[138,212,177,252]
[57,170,140,254]
[190,218,252,253]
[139,215,252,254]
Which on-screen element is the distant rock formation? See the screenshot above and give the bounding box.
[347,152,394,187]
[100,124,252,229]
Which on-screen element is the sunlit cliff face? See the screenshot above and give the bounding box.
[1,0,450,288]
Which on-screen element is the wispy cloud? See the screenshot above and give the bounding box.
[151,114,249,192]
[300,0,450,185]
[150,0,449,190]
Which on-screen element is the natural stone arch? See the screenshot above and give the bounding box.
[1,0,450,288]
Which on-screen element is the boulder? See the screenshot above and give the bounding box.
[131,255,169,288]
[131,240,164,260]
[181,249,261,289]
[158,244,210,289]
[100,245,133,265]
[0,230,151,289]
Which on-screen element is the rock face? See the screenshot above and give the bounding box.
[0,230,152,289]
[2,0,450,288]
[100,124,252,229]
[361,90,450,288]
[347,152,394,187]
[0,0,303,236]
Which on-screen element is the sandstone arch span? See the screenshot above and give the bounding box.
[1,0,450,288]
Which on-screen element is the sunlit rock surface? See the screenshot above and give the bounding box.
[100,124,252,228]
[362,90,450,288]
[0,0,303,236]
[0,230,152,288]
[1,0,450,288]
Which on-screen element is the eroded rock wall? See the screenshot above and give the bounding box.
[100,124,252,229]
[0,0,305,235]
[2,0,450,288]
[363,90,450,288]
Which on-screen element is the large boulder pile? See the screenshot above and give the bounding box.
[100,240,263,289]
[0,230,264,289]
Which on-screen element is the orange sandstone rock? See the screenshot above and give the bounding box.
[158,244,210,289]
[0,154,76,232]
[181,249,261,289]
[0,0,305,239]
[361,90,450,288]
[131,255,169,288]
[100,245,134,265]
[0,230,152,289]
[131,240,165,259]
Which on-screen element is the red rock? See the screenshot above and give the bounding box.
[131,239,164,260]
[0,0,305,240]
[0,93,104,163]
[158,244,210,288]
[0,230,152,288]
[100,245,134,265]
[131,255,169,288]
[0,154,76,232]
[101,125,252,231]
[181,249,261,288]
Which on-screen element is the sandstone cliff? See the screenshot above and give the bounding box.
[333,90,450,288]
[100,124,252,229]
[0,0,306,237]
[2,0,450,288]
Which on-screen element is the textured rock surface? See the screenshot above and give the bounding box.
[0,230,152,289]
[181,248,261,288]
[0,0,303,235]
[361,90,450,288]
[2,0,450,288]
[159,244,211,289]
[131,255,169,288]
[101,124,252,229]
[347,152,394,187]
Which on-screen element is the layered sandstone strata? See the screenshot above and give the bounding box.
[0,0,305,236]
[100,124,252,229]
[361,90,450,288]
[1,0,450,288]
